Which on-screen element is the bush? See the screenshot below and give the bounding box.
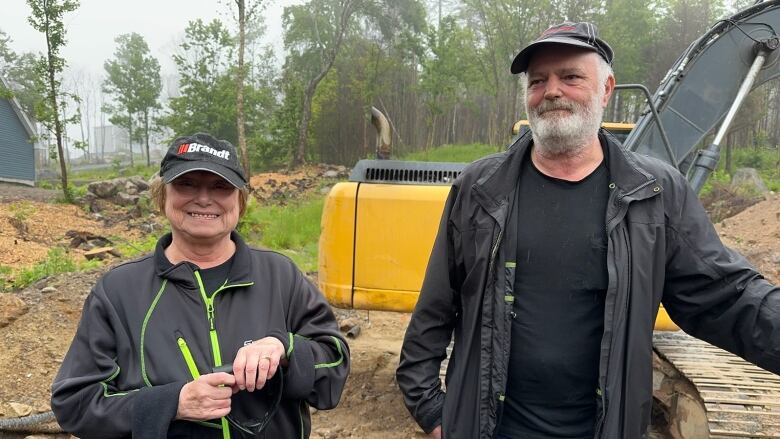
[238,195,324,272]
[12,247,87,290]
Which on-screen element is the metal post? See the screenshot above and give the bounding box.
[689,44,772,193]
[615,84,677,169]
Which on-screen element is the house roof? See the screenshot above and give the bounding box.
[0,75,37,139]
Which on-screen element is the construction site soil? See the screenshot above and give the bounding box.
[0,178,778,439]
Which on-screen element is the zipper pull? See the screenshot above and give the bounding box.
[207,303,215,330]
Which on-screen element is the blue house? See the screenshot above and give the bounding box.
[0,76,37,186]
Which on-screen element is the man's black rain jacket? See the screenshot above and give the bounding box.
[396,131,780,438]
[52,232,349,438]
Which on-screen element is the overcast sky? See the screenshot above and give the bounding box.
[1,0,288,77]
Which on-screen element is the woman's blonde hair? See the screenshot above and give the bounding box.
[148,175,250,218]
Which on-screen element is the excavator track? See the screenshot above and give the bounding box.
[653,331,780,438]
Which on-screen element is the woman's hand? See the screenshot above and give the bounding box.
[232,336,287,392]
[176,372,236,421]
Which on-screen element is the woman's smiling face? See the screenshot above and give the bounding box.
[164,170,240,246]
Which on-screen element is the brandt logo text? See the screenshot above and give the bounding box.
[177,143,230,159]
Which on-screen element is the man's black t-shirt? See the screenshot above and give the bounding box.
[497,149,609,439]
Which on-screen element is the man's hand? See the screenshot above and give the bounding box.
[176,373,235,421]
[232,336,287,392]
[429,426,442,439]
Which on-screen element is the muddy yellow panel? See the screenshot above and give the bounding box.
[655,305,678,331]
[353,183,451,312]
[318,182,357,308]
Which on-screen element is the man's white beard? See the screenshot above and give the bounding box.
[527,89,605,156]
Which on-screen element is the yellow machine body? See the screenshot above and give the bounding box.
[319,122,679,331]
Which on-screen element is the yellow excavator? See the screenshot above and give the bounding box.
[319,2,780,437]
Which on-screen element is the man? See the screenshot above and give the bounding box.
[396,22,780,439]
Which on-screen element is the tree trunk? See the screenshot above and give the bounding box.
[293,83,316,166]
[144,110,151,167]
[291,0,356,168]
[128,111,134,167]
[44,13,68,199]
[725,133,733,175]
[235,0,250,179]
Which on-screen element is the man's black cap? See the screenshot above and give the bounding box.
[511,21,614,74]
[160,133,247,188]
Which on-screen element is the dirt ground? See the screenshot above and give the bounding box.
[0,179,778,438]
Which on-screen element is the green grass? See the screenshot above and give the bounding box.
[726,147,780,191]
[701,147,780,195]
[238,195,325,273]
[114,233,162,259]
[6,247,103,291]
[70,164,158,181]
[400,143,500,163]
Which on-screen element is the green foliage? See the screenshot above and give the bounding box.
[700,146,780,196]
[8,201,35,223]
[160,19,276,155]
[114,233,161,259]
[10,247,101,290]
[26,0,80,202]
[238,196,324,272]
[0,265,12,291]
[421,17,481,116]
[103,32,162,167]
[70,164,157,181]
[255,76,302,169]
[401,143,498,163]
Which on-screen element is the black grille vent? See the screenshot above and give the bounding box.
[349,160,466,185]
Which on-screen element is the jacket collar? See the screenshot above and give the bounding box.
[154,231,255,288]
[473,129,660,215]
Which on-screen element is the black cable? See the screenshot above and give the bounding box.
[714,18,777,44]
[213,363,285,438]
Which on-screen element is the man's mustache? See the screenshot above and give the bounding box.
[533,100,577,115]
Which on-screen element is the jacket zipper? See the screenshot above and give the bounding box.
[597,191,624,437]
[486,228,504,285]
[176,334,201,379]
[193,271,254,439]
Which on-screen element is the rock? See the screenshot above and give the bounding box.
[40,286,57,294]
[33,400,50,413]
[32,278,49,290]
[89,199,111,213]
[346,325,361,339]
[0,294,28,328]
[88,180,120,198]
[84,247,121,261]
[731,168,768,194]
[111,192,140,206]
[125,180,139,195]
[314,428,339,439]
[323,170,339,178]
[130,176,151,191]
[320,186,332,195]
[339,318,359,333]
[9,402,33,417]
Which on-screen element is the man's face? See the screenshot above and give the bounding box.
[525,46,613,154]
[164,170,240,245]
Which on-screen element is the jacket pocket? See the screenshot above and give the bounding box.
[176,331,201,380]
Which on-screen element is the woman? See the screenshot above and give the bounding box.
[51,133,349,438]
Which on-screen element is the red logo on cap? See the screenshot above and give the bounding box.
[177,143,189,154]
